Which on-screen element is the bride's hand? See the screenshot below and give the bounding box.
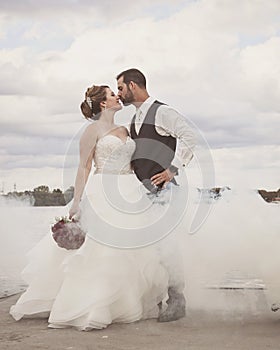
[69,203,80,220]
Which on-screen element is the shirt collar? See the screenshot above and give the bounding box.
[137,96,156,117]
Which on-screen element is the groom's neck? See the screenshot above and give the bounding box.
[133,90,149,108]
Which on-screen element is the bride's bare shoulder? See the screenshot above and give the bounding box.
[82,122,99,135]
[116,125,129,136]
[80,123,99,145]
[85,121,99,131]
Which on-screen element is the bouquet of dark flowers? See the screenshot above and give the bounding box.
[51,216,85,250]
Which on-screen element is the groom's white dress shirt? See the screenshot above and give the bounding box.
[133,96,196,168]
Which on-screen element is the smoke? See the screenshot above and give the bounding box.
[0,194,34,207]
[0,203,66,297]
[180,188,280,314]
[0,189,279,317]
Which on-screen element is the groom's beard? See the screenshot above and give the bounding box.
[121,87,135,106]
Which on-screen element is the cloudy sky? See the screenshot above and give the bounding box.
[0,0,279,192]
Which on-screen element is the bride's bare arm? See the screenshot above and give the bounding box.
[69,125,98,218]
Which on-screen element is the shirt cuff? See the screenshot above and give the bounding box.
[168,165,179,175]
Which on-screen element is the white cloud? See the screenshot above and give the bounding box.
[0,167,67,192]
[239,37,280,112]
[211,145,280,190]
[0,47,27,67]
[0,0,279,189]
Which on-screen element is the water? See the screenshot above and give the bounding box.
[0,190,279,313]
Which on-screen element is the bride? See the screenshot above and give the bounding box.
[9,84,169,330]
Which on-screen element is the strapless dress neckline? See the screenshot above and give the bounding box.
[93,134,135,175]
[96,134,131,146]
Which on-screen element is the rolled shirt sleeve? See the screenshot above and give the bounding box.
[154,105,196,168]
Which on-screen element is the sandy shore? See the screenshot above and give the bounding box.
[1,293,280,350]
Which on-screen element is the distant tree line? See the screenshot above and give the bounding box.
[1,186,279,206]
[2,185,74,206]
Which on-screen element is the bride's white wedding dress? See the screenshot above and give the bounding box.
[10,135,169,330]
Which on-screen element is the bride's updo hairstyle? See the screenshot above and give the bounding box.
[80,85,109,120]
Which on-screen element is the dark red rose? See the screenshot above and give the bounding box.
[51,219,85,250]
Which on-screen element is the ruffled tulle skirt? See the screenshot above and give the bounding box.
[10,234,168,330]
[10,173,177,330]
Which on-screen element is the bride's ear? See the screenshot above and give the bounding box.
[100,101,106,109]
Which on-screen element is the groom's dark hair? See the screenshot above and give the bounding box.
[116,68,146,89]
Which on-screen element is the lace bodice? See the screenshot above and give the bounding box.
[93,135,136,174]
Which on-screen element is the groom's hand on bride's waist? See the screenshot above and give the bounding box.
[151,168,177,188]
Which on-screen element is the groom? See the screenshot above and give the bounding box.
[116,68,196,322]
